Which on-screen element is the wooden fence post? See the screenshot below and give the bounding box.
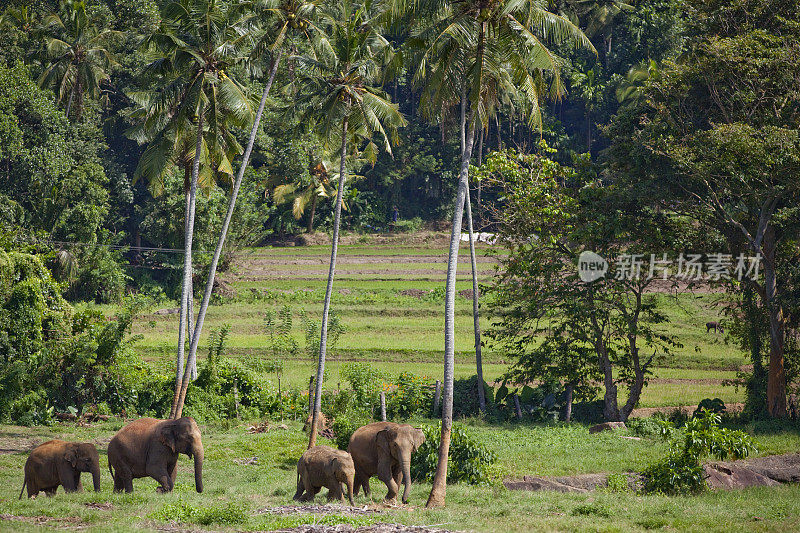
[433,380,442,416]
[380,390,387,421]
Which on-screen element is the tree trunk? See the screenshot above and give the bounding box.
[306,193,317,233]
[170,107,204,419]
[380,390,386,421]
[65,87,75,120]
[309,115,349,449]
[171,52,282,418]
[426,109,478,509]
[763,228,787,417]
[465,192,485,413]
[564,383,574,422]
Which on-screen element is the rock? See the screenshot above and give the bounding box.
[504,473,639,493]
[589,422,627,434]
[704,462,780,490]
[714,454,800,484]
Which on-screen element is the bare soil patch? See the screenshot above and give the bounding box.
[255,504,381,517]
[0,514,87,529]
[629,403,743,418]
[267,525,453,533]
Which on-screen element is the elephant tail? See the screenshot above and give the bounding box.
[108,462,115,483]
[18,478,26,500]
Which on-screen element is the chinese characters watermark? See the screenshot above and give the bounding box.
[577,252,761,283]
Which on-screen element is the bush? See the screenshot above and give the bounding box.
[150,500,248,526]
[340,362,387,415]
[693,398,726,418]
[642,410,757,494]
[386,372,434,420]
[627,417,666,438]
[451,375,495,419]
[412,423,496,485]
[331,413,373,451]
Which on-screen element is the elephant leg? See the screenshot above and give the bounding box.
[392,464,402,491]
[73,471,84,493]
[115,464,134,493]
[45,488,57,497]
[59,463,78,492]
[170,462,177,485]
[377,464,398,502]
[326,477,343,502]
[362,476,371,498]
[352,471,362,496]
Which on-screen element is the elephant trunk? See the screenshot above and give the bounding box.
[401,457,412,504]
[91,463,101,492]
[346,474,355,506]
[192,442,204,493]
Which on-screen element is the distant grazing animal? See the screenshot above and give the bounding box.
[19,440,101,499]
[706,321,723,333]
[294,445,355,505]
[108,417,203,493]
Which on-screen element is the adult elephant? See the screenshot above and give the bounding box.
[19,440,101,498]
[348,422,425,504]
[108,417,203,493]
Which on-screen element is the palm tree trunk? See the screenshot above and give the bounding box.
[459,88,485,414]
[307,193,318,234]
[65,87,75,120]
[309,115,349,448]
[465,192,485,413]
[169,104,204,419]
[427,110,478,508]
[172,52,283,418]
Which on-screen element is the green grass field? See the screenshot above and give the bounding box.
[8,236,790,532]
[2,418,800,532]
[98,239,749,410]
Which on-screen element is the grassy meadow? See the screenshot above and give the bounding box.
[4,237,795,532]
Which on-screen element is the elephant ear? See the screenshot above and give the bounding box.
[376,428,395,458]
[411,428,425,452]
[64,448,78,468]
[158,423,177,453]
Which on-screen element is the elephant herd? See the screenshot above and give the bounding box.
[19,416,425,506]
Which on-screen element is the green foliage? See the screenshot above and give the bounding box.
[693,398,726,418]
[412,423,497,485]
[643,410,757,494]
[263,305,299,359]
[331,412,373,451]
[386,371,434,420]
[340,362,387,415]
[300,308,346,359]
[150,500,248,526]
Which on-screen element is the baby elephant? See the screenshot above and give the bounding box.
[294,445,355,505]
[19,440,101,499]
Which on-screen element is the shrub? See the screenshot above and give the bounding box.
[150,500,248,526]
[642,410,757,494]
[627,417,667,438]
[412,423,496,485]
[340,362,387,415]
[451,375,495,419]
[386,372,434,420]
[693,398,726,418]
[331,413,373,451]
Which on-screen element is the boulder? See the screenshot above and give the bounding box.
[589,422,627,434]
[704,462,780,490]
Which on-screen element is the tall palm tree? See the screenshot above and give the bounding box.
[293,0,406,447]
[126,0,255,419]
[404,0,594,507]
[170,0,326,419]
[38,0,120,120]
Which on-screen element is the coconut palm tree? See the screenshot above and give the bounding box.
[125,0,255,418]
[402,0,594,507]
[170,0,327,419]
[38,0,120,120]
[292,0,406,447]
